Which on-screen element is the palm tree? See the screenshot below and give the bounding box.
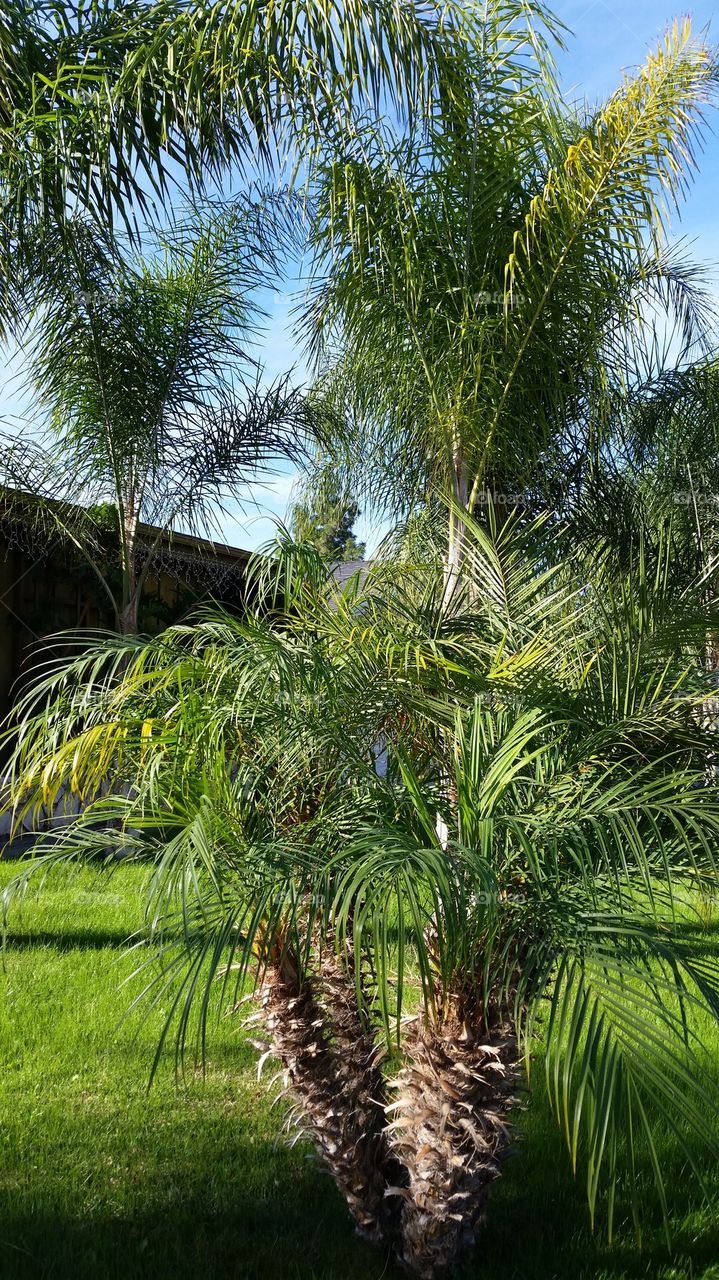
[555,354,719,734]
[303,8,717,573]
[5,514,719,1275]
[0,0,476,329]
[559,359,719,578]
[0,200,312,633]
[4,7,719,1274]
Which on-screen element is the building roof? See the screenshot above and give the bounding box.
[331,557,369,585]
[0,487,251,564]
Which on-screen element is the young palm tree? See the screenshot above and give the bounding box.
[0,200,311,633]
[5,515,719,1276]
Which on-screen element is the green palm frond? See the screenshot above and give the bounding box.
[0,1,475,224]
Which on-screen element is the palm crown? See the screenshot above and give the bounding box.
[304,15,717,552]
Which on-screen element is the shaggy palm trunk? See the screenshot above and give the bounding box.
[248,942,517,1276]
[386,1016,517,1279]
[253,950,398,1243]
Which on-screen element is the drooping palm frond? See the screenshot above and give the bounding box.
[0,0,487,331]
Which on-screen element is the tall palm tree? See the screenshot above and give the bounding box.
[303,7,717,572]
[5,514,719,1275]
[0,200,311,632]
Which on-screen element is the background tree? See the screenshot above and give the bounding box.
[291,465,366,564]
[0,200,312,633]
[557,360,719,580]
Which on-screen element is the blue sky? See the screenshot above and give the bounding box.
[4,1,717,553]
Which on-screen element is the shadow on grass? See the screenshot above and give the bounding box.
[0,1207,400,1280]
[0,1140,401,1280]
[1,929,133,951]
[4,1156,719,1280]
[462,1087,719,1280]
[2,1093,718,1280]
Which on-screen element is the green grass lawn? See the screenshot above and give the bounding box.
[0,862,718,1280]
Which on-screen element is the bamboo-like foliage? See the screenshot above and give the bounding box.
[4,514,719,1266]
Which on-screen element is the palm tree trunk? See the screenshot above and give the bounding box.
[444,449,470,599]
[119,498,139,634]
[253,949,399,1243]
[387,1015,517,1279]
[248,947,518,1275]
[119,595,139,634]
[437,451,470,849]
